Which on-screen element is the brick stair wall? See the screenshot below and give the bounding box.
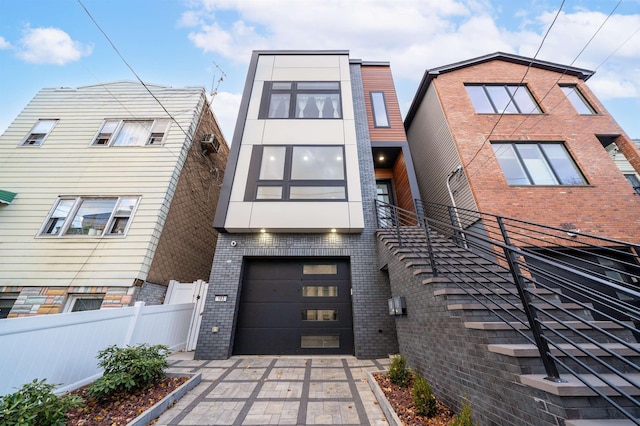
[377,226,639,425]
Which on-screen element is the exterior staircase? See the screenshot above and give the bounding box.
[377,224,640,425]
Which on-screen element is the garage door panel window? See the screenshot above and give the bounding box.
[302,286,338,297]
[302,309,338,321]
[248,146,347,201]
[493,142,586,186]
[301,335,340,348]
[303,264,338,274]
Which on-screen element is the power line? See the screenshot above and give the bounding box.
[463,0,566,172]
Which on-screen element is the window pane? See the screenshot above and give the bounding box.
[290,186,345,199]
[515,145,557,185]
[65,198,117,235]
[291,146,344,180]
[256,186,283,199]
[295,94,341,118]
[297,82,339,90]
[302,286,338,297]
[540,144,585,185]
[508,86,541,113]
[272,82,292,90]
[303,264,337,274]
[268,93,290,118]
[71,297,103,312]
[114,197,138,216]
[371,92,389,127]
[113,121,152,146]
[32,120,57,134]
[301,335,339,348]
[561,86,595,114]
[493,144,530,185]
[466,86,494,113]
[302,309,338,321]
[259,146,286,179]
[44,199,75,234]
[485,86,518,113]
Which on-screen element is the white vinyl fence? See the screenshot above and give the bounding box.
[0,301,194,396]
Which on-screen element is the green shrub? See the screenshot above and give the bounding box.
[411,372,437,417]
[87,343,170,400]
[388,355,410,387]
[452,399,475,426]
[0,378,83,426]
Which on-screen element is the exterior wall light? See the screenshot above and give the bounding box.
[260,228,266,233]
[331,228,337,233]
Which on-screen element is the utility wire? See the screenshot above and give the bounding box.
[77,0,190,138]
[464,0,626,182]
[463,0,566,173]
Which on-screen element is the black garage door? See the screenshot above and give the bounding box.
[234,258,354,355]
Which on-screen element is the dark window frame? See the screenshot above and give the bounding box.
[624,174,640,195]
[465,84,542,114]
[492,142,587,186]
[370,91,390,127]
[258,81,342,119]
[245,145,348,201]
[560,84,597,115]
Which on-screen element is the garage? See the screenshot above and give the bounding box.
[234,258,354,355]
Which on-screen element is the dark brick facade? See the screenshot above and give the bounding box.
[194,63,399,360]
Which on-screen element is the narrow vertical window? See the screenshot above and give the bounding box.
[560,85,596,114]
[371,92,390,127]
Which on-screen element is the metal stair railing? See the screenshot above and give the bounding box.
[375,199,640,423]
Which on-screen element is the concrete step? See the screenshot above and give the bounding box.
[519,373,640,396]
[488,343,640,358]
[465,320,627,331]
[565,420,637,426]
[434,287,555,297]
[448,302,586,311]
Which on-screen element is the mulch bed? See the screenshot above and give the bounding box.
[66,376,188,426]
[373,373,454,426]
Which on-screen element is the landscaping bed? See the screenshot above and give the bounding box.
[372,372,454,426]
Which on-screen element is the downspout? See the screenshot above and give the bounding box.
[447,165,468,249]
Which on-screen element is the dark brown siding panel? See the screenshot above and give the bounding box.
[392,152,414,212]
[361,66,406,141]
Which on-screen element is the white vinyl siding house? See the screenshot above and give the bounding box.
[0,82,204,289]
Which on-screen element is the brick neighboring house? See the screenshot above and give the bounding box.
[0,81,229,318]
[195,50,420,359]
[405,52,640,244]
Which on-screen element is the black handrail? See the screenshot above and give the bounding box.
[375,199,640,423]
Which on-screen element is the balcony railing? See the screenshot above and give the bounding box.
[376,199,640,423]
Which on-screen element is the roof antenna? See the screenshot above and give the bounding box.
[210,61,227,99]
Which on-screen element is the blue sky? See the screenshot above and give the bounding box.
[1,0,639,142]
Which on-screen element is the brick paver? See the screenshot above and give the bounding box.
[155,353,390,426]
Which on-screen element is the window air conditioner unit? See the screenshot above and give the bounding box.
[200,133,220,153]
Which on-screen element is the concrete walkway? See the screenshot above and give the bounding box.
[156,352,391,425]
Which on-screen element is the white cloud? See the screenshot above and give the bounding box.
[17,27,93,65]
[0,36,11,49]
[209,91,241,143]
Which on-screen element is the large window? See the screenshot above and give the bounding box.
[20,119,58,146]
[465,84,542,114]
[625,174,640,195]
[493,143,586,186]
[247,145,346,201]
[259,82,342,119]
[560,85,597,114]
[92,119,170,146]
[39,196,139,237]
[370,92,390,127]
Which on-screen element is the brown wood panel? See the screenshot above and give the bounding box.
[361,66,407,141]
[392,152,414,212]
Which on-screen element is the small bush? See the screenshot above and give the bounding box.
[0,378,83,426]
[452,399,475,426]
[87,343,170,400]
[411,372,437,417]
[388,355,410,387]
